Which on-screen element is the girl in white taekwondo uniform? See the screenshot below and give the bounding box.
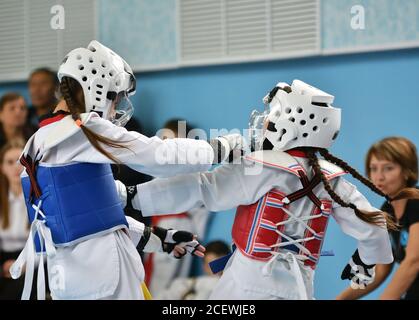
[124,80,419,299]
[9,41,244,300]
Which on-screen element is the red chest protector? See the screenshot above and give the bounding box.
[232,150,346,269]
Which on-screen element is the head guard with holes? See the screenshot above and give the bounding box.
[249,80,341,151]
[57,40,136,126]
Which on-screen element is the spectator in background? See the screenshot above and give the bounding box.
[0,93,35,148]
[337,137,419,300]
[155,241,230,300]
[27,68,58,127]
[0,140,30,299]
[144,119,211,296]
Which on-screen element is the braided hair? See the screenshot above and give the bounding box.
[319,148,419,202]
[306,149,398,230]
[318,149,392,202]
[60,77,132,164]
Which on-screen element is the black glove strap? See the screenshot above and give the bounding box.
[152,226,168,242]
[136,226,151,253]
[341,249,375,280]
[352,249,375,269]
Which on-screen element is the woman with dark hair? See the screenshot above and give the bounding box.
[0,93,35,148]
[10,41,244,300]
[337,137,419,300]
[122,80,419,299]
[0,140,30,299]
[27,67,59,127]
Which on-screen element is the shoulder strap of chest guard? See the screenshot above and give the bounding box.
[245,150,346,180]
[21,112,97,160]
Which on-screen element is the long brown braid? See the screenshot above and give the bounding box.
[319,148,419,202]
[60,77,133,164]
[306,149,398,231]
[318,149,392,202]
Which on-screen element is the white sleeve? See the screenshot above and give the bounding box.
[126,216,164,252]
[69,114,214,178]
[125,216,166,252]
[126,216,145,247]
[134,160,284,217]
[332,178,394,265]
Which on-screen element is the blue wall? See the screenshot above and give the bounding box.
[1,47,418,299]
[322,0,419,50]
[99,0,177,67]
[97,0,419,68]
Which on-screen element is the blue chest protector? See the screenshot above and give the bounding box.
[21,162,128,250]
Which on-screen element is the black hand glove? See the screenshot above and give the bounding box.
[152,226,205,259]
[341,249,375,289]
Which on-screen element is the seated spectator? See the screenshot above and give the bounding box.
[27,68,58,127]
[337,137,419,300]
[155,241,230,300]
[0,93,35,148]
[0,140,30,299]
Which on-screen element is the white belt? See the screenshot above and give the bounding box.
[9,199,56,300]
[262,251,309,300]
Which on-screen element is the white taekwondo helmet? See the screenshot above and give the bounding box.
[249,80,341,151]
[57,40,136,126]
